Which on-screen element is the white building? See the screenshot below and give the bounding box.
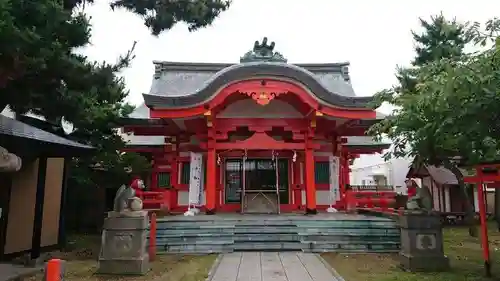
[349,151,413,194]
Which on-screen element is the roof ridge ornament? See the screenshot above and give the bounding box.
[240,37,287,63]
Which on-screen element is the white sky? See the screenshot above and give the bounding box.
[82,0,499,110]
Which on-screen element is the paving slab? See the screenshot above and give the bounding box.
[209,252,341,281]
[0,263,42,281]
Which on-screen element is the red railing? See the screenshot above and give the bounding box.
[345,185,407,216]
[138,191,170,210]
[345,189,397,212]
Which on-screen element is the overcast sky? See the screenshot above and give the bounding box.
[81,0,499,110]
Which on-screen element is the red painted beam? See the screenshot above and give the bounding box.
[209,132,308,150]
[214,118,309,131]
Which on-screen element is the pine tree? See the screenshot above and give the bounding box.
[0,0,231,187]
[412,14,469,66]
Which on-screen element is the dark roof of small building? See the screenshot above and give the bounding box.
[0,115,93,149]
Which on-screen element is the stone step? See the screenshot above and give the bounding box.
[299,235,400,243]
[161,243,233,253]
[233,242,304,251]
[157,239,233,246]
[300,241,400,252]
[156,228,234,235]
[303,248,400,253]
[234,227,298,234]
[295,222,398,228]
[156,223,234,229]
[157,233,233,239]
[234,234,300,242]
[151,217,402,254]
[234,222,296,227]
[298,229,400,235]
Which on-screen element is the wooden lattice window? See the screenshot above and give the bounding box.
[315,161,330,184]
[181,162,190,185]
[157,172,171,188]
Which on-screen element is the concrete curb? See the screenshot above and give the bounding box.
[205,254,223,281]
[315,254,347,281]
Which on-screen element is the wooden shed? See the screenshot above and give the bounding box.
[0,115,92,261]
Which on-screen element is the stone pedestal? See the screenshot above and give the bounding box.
[399,212,449,272]
[97,211,149,275]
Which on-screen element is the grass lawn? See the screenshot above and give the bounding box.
[322,224,500,281]
[27,234,217,281]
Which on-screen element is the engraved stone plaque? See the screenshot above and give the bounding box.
[416,234,436,250]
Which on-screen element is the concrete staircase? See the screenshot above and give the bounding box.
[152,215,400,254]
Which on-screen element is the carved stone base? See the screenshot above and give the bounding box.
[399,253,449,272]
[97,255,149,275]
[399,212,450,272]
[97,213,149,275]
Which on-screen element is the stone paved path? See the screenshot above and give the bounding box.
[209,252,342,281]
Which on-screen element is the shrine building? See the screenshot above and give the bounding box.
[121,38,389,215]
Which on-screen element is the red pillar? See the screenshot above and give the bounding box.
[305,147,317,214]
[206,141,216,214]
[476,167,491,276]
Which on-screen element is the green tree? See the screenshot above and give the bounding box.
[0,0,231,187]
[412,14,470,66]
[369,16,500,236]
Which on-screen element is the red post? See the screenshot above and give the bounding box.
[304,147,317,214]
[45,259,64,281]
[206,145,216,214]
[477,179,491,277]
[149,212,157,261]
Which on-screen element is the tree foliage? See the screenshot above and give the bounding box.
[412,14,470,66]
[110,0,231,36]
[0,0,230,187]
[369,15,500,235]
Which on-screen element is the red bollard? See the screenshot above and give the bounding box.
[44,259,65,281]
[149,212,157,261]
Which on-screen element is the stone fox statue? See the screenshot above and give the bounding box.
[0,146,22,172]
[405,180,433,212]
[113,184,136,212]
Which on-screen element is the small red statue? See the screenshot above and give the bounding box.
[130,176,146,197]
[406,179,418,198]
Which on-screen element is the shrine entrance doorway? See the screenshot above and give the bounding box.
[224,158,289,214]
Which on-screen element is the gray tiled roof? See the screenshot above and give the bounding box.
[150,62,354,97]
[0,115,93,149]
[144,61,372,109]
[345,136,390,148]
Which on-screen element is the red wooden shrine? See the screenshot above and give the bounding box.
[120,38,389,214]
